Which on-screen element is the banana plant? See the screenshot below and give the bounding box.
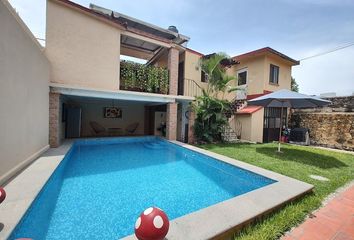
[193,53,244,142]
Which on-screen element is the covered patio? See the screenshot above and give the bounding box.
[49,85,194,147]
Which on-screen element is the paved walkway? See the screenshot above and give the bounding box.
[282,185,354,240]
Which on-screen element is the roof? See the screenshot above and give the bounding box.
[247,90,273,100]
[50,0,189,45]
[236,106,263,115]
[232,47,300,66]
[186,48,204,57]
[90,4,190,45]
[202,53,239,66]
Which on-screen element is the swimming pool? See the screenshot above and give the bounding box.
[10,137,276,239]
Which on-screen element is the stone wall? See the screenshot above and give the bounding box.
[295,96,354,113]
[290,112,354,151]
[324,96,354,111]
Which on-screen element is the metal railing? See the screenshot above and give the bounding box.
[184,78,204,97]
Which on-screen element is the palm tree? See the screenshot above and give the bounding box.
[200,53,237,98]
[193,53,239,142]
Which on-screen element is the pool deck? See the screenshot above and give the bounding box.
[0,138,313,240]
[0,141,72,240]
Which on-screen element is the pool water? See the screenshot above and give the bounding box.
[10,137,275,239]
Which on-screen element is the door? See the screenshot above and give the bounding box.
[177,61,185,95]
[66,107,82,138]
[263,107,287,143]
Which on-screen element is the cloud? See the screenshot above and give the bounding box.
[293,47,354,96]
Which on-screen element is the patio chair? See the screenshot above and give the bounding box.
[125,122,139,135]
[89,121,107,136]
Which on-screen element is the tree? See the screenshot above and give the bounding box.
[291,77,299,92]
[192,53,237,142]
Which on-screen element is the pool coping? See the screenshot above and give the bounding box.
[0,138,313,240]
[0,141,73,240]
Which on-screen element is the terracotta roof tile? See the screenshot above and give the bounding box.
[236,106,263,114]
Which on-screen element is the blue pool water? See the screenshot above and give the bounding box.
[10,137,275,239]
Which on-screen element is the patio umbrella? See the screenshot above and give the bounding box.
[248,89,331,152]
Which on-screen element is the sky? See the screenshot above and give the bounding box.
[8,0,354,96]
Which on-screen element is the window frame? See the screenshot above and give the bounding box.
[269,64,279,85]
[237,68,248,86]
[201,70,208,83]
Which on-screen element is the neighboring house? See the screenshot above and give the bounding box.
[179,47,299,143]
[229,48,299,143]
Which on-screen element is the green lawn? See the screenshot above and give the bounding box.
[198,143,354,240]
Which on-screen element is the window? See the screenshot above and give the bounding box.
[201,70,208,83]
[269,64,279,84]
[237,69,247,86]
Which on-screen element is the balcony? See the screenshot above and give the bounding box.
[120,61,169,94]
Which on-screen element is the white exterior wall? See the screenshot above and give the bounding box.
[0,0,50,184]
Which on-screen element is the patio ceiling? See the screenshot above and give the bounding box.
[50,84,194,104]
[121,34,161,57]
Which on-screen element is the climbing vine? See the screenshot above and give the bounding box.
[120,61,169,94]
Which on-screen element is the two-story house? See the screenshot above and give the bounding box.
[177,47,299,143]
[46,0,299,147]
[46,0,196,147]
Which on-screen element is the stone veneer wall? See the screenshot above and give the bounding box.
[291,96,354,151]
[166,102,178,141]
[297,96,354,113]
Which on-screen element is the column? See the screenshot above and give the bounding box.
[188,107,196,144]
[168,47,179,95]
[166,102,178,140]
[49,92,60,148]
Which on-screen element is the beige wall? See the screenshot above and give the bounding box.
[184,51,208,87]
[264,55,292,91]
[66,98,145,137]
[236,115,252,141]
[227,56,266,95]
[0,0,50,184]
[45,0,121,91]
[250,108,264,143]
[154,51,168,68]
[235,108,264,143]
[227,55,292,96]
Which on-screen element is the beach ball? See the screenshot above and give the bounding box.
[135,207,169,240]
[0,187,6,204]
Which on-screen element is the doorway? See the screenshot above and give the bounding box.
[263,107,287,143]
[178,61,185,95]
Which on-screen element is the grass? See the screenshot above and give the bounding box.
[198,143,354,240]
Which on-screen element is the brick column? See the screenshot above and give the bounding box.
[168,47,179,95]
[49,92,60,148]
[166,102,178,140]
[188,108,196,144]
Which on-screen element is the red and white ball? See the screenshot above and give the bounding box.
[135,207,169,240]
[0,187,6,204]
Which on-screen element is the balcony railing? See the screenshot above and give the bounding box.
[120,61,169,94]
[184,78,203,97]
